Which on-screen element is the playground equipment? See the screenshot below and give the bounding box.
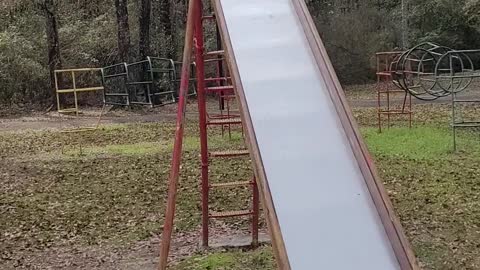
[376,52,413,132]
[390,43,480,149]
[160,0,419,269]
[57,57,196,111]
[198,11,259,248]
[390,42,478,100]
[125,57,176,106]
[172,61,198,100]
[439,50,480,150]
[55,68,104,114]
[101,63,130,106]
[102,57,196,107]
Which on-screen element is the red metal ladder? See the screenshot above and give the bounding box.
[376,52,413,132]
[159,2,259,268]
[197,10,260,248]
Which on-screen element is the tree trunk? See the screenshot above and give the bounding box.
[43,0,62,107]
[159,0,175,59]
[114,0,131,62]
[169,0,178,60]
[139,0,152,59]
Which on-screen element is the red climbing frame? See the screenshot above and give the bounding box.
[376,52,413,132]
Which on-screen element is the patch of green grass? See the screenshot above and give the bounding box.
[362,126,480,160]
[360,125,480,269]
[173,247,275,270]
[199,253,235,269]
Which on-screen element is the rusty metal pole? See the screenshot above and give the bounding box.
[216,23,226,112]
[192,0,210,248]
[158,0,196,269]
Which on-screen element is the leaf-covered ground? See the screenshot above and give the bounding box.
[1,98,480,269]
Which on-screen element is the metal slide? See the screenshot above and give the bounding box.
[213,0,418,269]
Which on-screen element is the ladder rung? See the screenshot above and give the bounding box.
[206,86,234,93]
[208,118,242,125]
[221,95,236,100]
[206,50,225,56]
[202,15,215,21]
[205,77,231,82]
[210,113,241,119]
[210,149,249,158]
[210,210,253,218]
[205,58,225,63]
[210,181,252,188]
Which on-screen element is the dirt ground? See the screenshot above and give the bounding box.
[2,86,480,269]
[2,83,480,132]
[0,102,185,132]
[0,98,263,269]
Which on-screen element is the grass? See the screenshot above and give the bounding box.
[362,126,480,159]
[0,122,254,269]
[361,126,480,269]
[173,125,480,270]
[173,247,275,270]
[1,104,480,269]
[63,141,167,156]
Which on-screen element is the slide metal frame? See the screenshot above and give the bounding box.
[214,0,418,268]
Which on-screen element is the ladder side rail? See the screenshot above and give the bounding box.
[158,0,197,268]
[192,0,210,248]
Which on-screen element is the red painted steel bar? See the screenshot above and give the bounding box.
[192,0,211,248]
[158,0,196,269]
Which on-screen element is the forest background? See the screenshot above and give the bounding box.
[0,0,479,106]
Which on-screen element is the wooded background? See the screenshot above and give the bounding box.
[0,0,479,106]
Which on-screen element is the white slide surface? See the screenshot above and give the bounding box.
[218,0,402,269]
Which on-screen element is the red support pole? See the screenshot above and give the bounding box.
[192,0,210,248]
[158,0,196,269]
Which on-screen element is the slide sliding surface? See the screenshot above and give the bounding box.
[213,0,418,269]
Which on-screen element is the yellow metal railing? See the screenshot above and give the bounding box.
[55,68,104,114]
